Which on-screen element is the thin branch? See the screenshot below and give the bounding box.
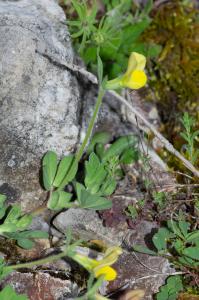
[38,51,199,178]
[130,271,186,284]
[110,90,199,178]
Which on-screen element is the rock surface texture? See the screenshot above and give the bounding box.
[0,0,80,211]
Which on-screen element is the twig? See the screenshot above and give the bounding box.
[131,251,161,273]
[38,51,199,178]
[130,271,186,284]
[111,90,199,179]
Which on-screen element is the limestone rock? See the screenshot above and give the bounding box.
[0,0,80,211]
[53,208,125,246]
[0,271,79,300]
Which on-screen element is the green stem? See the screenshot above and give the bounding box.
[57,86,105,191]
[105,77,122,90]
[5,250,69,272]
[76,87,105,161]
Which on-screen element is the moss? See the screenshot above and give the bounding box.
[142,1,199,126]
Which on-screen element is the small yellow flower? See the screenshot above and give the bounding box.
[105,52,147,90]
[94,265,117,281]
[71,246,122,281]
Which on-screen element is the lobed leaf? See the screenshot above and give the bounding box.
[76,183,112,210]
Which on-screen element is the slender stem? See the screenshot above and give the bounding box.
[57,86,105,191]
[105,77,122,90]
[76,87,105,162]
[5,250,69,272]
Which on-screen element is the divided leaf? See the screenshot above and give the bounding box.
[76,182,112,210]
[152,228,173,252]
[156,276,183,300]
[85,153,107,194]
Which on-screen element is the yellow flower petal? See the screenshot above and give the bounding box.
[94,266,117,281]
[125,52,146,77]
[99,246,122,266]
[123,70,147,89]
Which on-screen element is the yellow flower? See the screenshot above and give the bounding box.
[71,246,122,281]
[105,52,147,90]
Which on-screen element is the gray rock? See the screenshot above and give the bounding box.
[53,208,125,245]
[0,0,80,211]
[0,271,79,300]
[108,221,174,300]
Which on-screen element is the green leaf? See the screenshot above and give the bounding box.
[178,220,190,237]
[143,0,153,15]
[42,151,58,190]
[47,191,72,211]
[0,207,6,220]
[17,238,35,249]
[121,19,151,51]
[0,285,28,300]
[0,223,18,234]
[99,177,117,196]
[84,153,107,194]
[16,214,33,230]
[53,155,74,187]
[167,220,184,239]
[4,205,21,224]
[182,247,199,260]
[132,244,157,256]
[102,135,137,162]
[192,130,199,140]
[18,230,48,239]
[152,228,172,251]
[0,259,13,280]
[173,239,184,254]
[186,230,199,242]
[178,255,197,267]
[97,52,103,84]
[156,276,183,300]
[87,132,111,155]
[95,143,105,160]
[147,43,162,58]
[75,182,85,201]
[0,194,6,207]
[120,148,139,164]
[76,183,112,210]
[71,0,85,20]
[82,47,97,65]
